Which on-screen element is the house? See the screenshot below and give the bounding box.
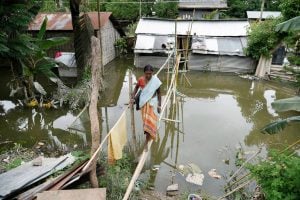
[134,18,255,73]
[178,0,227,19]
[246,11,281,21]
[28,12,124,66]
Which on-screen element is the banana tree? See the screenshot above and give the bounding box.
[19,17,69,99]
[261,96,300,134]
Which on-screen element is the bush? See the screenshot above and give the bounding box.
[247,150,300,200]
[245,18,284,60]
[153,1,178,19]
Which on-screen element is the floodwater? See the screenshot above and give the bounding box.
[0,57,299,196]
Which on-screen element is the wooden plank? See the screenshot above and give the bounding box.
[36,188,106,200]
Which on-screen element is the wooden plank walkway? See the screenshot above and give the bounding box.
[36,188,106,200]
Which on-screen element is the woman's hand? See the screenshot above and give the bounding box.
[130,98,135,105]
[157,106,161,114]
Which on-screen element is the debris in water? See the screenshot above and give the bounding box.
[166,183,179,197]
[186,173,204,186]
[188,194,202,200]
[152,165,160,171]
[176,163,202,176]
[239,74,259,80]
[208,169,221,179]
[223,159,230,165]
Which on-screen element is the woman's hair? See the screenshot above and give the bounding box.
[144,64,154,72]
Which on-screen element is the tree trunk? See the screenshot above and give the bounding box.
[88,36,102,188]
[70,0,85,81]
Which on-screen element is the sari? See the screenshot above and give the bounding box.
[139,75,162,139]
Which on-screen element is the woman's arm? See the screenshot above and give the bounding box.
[157,87,161,113]
[132,84,139,99]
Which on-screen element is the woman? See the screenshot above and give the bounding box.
[131,64,162,143]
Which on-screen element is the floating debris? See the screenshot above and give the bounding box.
[186,173,204,186]
[166,183,179,197]
[208,169,222,179]
[152,165,160,171]
[188,194,202,200]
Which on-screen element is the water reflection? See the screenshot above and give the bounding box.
[126,70,300,195]
[0,57,299,195]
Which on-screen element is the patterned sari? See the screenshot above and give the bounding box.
[138,75,162,139]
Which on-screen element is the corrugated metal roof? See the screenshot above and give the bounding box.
[179,0,227,9]
[28,12,112,31]
[135,18,249,37]
[246,11,281,19]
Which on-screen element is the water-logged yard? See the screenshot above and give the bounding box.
[0,57,299,197]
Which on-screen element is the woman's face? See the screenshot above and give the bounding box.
[144,70,153,80]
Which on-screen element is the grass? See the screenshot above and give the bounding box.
[98,153,139,200]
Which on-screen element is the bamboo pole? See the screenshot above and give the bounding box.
[129,70,137,148]
[123,47,179,200]
[227,148,262,183]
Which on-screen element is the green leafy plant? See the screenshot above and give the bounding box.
[19,17,69,98]
[261,96,300,134]
[245,18,284,60]
[247,150,300,200]
[99,154,138,200]
[126,23,138,38]
[114,38,128,54]
[204,10,219,20]
[153,1,178,19]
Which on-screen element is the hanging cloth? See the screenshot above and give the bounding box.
[108,111,127,165]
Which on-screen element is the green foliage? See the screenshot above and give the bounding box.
[126,23,138,37]
[279,0,300,20]
[105,0,151,21]
[287,55,300,66]
[247,150,300,200]
[204,10,219,20]
[261,96,300,134]
[226,0,261,18]
[276,16,300,32]
[271,96,300,112]
[5,158,23,170]
[153,1,178,19]
[261,116,300,134]
[245,18,284,60]
[114,38,128,54]
[0,1,41,58]
[99,154,138,200]
[21,18,69,80]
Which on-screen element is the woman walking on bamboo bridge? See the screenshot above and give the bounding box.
[131,64,162,145]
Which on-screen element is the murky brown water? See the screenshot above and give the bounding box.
[0,57,299,196]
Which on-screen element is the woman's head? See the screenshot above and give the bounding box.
[144,64,154,80]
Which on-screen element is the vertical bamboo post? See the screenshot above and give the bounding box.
[129,70,137,147]
[97,0,104,77]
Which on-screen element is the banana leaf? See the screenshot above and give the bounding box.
[37,17,47,40]
[37,37,70,50]
[271,96,300,112]
[261,116,300,134]
[275,16,300,32]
